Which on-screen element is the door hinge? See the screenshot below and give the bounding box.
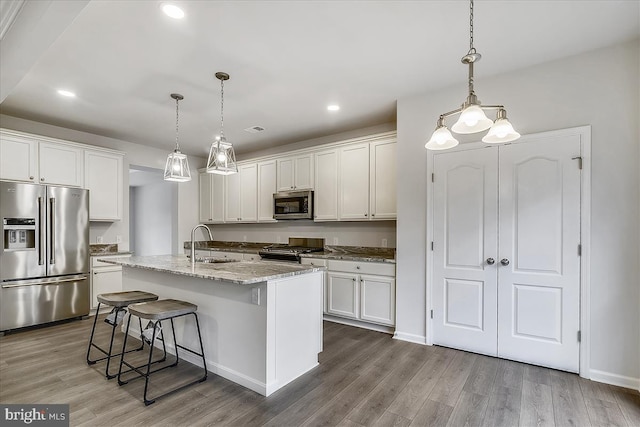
[577,330,581,342]
[430,309,434,319]
[578,244,581,256]
[431,241,434,251]
[431,173,434,183]
[572,156,583,170]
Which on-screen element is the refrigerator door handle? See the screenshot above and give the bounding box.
[38,196,45,265]
[49,197,56,265]
[2,275,88,288]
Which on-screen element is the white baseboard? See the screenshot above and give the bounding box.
[589,369,640,391]
[393,331,427,345]
[323,315,394,334]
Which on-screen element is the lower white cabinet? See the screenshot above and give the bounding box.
[325,259,395,326]
[91,255,127,309]
[301,258,328,313]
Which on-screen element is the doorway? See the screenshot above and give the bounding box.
[427,126,590,373]
[129,166,175,256]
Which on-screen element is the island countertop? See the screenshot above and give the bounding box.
[100,255,325,285]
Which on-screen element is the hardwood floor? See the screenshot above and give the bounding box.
[1,318,638,426]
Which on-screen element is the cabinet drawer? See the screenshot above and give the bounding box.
[327,259,395,276]
[300,258,327,267]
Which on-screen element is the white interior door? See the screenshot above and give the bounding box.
[497,136,581,372]
[431,134,582,372]
[432,148,498,356]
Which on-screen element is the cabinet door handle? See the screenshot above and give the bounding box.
[372,213,375,217]
[486,258,495,265]
[40,177,45,181]
[364,213,368,217]
[356,266,360,270]
[500,258,510,266]
[30,176,34,180]
[352,278,356,282]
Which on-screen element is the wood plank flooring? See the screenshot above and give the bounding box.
[1,318,638,426]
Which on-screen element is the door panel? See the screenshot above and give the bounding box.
[497,136,581,372]
[327,272,359,318]
[432,148,498,356]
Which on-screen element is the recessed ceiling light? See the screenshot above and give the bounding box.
[161,3,185,19]
[327,105,340,111]
[57,89,76,98]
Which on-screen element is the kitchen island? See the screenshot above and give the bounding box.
[101,255,325,396]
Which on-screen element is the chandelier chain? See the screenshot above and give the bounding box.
[469,0,476,54]
[220,79,225,138]
[174,97,180,151]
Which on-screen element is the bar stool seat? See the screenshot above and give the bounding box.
[117,299,207,406]
[87,291,160,379]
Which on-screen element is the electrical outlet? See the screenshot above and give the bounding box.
[97,236,103,244]
[251,288,260,305]
[116,235,122,243]
[381,238,388,248]
[333,237,339,245]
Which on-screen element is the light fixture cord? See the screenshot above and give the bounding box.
[175,97,180,151]
[220,78,225,140]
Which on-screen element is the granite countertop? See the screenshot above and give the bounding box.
[301,245,396,263]
[89,243,132,257]
[185,241,396,263]
[100,255,325,285]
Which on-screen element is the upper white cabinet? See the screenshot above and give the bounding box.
[339,143,370,220]
[0,131,83,187]
[225,162,257,223]
[84,150,123,221]
[199,172,225,223]
[258,160,277,222]
[369,139,397,219]
[277,153,314,191]
[314,149,339,221]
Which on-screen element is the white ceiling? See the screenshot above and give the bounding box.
[1,0,638,158]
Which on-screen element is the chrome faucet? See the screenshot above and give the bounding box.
[190,224,213,267]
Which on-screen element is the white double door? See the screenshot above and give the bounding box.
[431,134,582,372]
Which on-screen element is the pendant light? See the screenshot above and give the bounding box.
[163,93,192,182]
[425,0,520,150]
[206,72,237,175]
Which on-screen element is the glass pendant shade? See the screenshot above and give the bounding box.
[482,117,521,143]
[451,104,493,134]
[206,137,237,175]
[164,149,191,181]
[425,125,459,150]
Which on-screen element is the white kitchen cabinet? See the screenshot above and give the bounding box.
[199,172,213,222]
[91,255,127,309]
[224,163,257,223]
[257,160,277,222]
[224,170,241,222]
[327,271,359,319]
[301,257,328,313]
[84,149,123,221]
[199,172,225,223]
[0,131,83,187]
[326,259,396,326]
[240,163,258,222]
[314,149,339,221]
[277,153,314,191]
[339,143,370,220]
[369,139,397,220]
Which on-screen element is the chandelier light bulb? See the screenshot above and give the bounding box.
[425,125,459,150]
[217,152,227,162]
[482,110,521,143]
[451,104,493,134]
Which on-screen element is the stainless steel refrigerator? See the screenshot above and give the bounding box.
[0,180,90,332]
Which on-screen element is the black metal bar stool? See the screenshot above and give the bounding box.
[86,290,160,379]
[117,299,207,406]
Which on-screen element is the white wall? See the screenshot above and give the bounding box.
[0,114,204,255]
[131,180,173,255]
[396,39,640,385]
[209,221,396,248]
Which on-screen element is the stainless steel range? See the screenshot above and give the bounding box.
[259,237,324,263]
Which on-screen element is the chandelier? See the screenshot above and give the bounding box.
[163,93,191,182]
[425,0,520,150]
[206,72,238,175]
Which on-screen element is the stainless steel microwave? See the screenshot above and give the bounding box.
[273,190,313,220]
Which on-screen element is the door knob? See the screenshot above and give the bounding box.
[486,258,495,265]
[500,258,510,266]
